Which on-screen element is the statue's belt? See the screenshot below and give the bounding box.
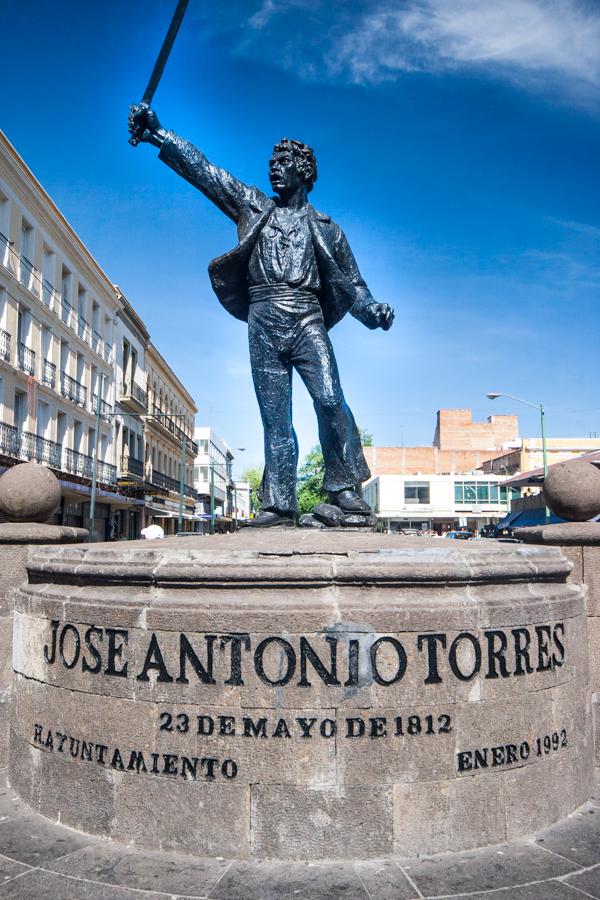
[248,284,319,305]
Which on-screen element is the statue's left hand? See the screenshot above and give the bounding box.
[363,302,395,331]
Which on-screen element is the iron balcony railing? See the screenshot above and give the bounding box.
[153,468,197,498]
[0,422,20,457]
[151,404,199,455]
[41,358,56,388]
[62,449,117,485]
[0,329,10,361]
[61,298,74,326]
[20,256,35,290]
[0,422,117,485]
[121,380,148,409]
[0,231,10,259]
[63,447,93,479]
[97,459,117,484]
[20,431,62,468]
[61,371,87,407]
[77,315,89,340]
[17,342,35,375]
[0,423,61,468]
[42,279,55,309]
[91,329,102,353]
[92,393,112,420]
[120,454,144,478]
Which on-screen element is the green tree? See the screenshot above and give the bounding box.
[241,467,263,514]
[296,428,374,514]
[297,444,327,514]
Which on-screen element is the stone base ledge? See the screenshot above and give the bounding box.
[515,522,600,546]
[0,523,88,545]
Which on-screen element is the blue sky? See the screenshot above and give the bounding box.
[2,0,600,475]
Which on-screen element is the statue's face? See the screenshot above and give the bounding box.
[269,149,304,196]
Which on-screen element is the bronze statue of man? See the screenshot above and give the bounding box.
[129,105,394,526]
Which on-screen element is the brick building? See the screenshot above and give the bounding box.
[364,409,520,477]
[362,409,520,534]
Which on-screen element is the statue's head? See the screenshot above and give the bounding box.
[269,138,317,196]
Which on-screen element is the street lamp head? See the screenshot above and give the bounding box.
[486,393,502,400]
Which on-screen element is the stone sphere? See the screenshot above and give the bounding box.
[544,459,600,522]
[0,463,62,523]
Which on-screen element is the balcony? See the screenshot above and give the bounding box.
[152,468,197,498]
[42,279,55,309]
[150,404,198,455]
[0,330,10,362]
[61,298,74,327]
[120,379,147,413]
[0,423,61,468]
[0,422,117,486]
[0,422,20,457]
[17,343,36,376]
[20,256,35,292]
[0,231,10,261]
[92,394,112,421]
[120,453,144,479]
[59,448,117,485]
[97,459,117,485]
[61,371,87,407]
[63,447,93,479]
[41,358,56,388]
[91,329,102,353]
[77,315,89,341]
[20,431,62,468]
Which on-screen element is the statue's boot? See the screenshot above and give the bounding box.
[329,489,372,514]
[244,510,294,528]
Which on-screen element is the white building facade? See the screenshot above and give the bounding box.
[0,130,200,539]
[0,130,134,538]
[363,473,518,533]
[193,427,235,532]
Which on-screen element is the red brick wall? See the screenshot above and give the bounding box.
[434,409,519,451]
[365,409,520,476]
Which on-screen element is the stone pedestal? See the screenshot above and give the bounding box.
[516,522,600,769]
[0,524,87,765]
[9,532,593,859]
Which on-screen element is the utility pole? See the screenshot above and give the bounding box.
[178,437,187,532]
[88,373,103,541]
[209,463,215,535]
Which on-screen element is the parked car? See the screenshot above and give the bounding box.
[445,530,473,540]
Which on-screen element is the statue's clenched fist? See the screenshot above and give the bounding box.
[363,302,395,331]
[128,104,166,147]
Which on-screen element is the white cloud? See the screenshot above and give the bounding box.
[230,0,600,106]
[331,0,600,90]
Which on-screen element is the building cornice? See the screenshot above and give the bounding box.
[0,131,119,309]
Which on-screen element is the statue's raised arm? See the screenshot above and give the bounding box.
[128,104,267,223]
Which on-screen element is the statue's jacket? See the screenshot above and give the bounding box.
[159,133,377,331]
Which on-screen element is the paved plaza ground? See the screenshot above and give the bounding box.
[1,769,600,899]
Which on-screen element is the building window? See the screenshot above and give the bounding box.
[404,481,430,504]
[455,481,518,504]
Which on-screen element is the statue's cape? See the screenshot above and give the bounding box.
[208,202,365,331]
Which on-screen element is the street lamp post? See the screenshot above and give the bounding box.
[499,464,511,514]
[486,392,550,524]
[178,437,187,533]
[209,463,215,535]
